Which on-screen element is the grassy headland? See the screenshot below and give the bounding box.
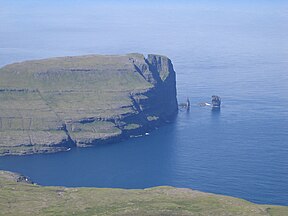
[0,54,178,155]
[0,171,287,216]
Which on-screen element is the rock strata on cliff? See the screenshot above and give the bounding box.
[0,54,178,155]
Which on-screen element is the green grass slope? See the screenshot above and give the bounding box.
[0,171,287,216]
[0,54,178,155]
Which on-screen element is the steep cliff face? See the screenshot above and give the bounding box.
[0,54,178,155]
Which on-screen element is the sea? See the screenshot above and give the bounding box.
[0,0,287,205]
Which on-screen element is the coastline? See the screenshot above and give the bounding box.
[0,54,178,156]
[0,112,177,157]
[0,170,287,216]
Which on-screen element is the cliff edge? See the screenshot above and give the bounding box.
[0,170,286,216]
[0,54,178,155]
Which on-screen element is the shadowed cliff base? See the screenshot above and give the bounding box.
[0,54,178,156]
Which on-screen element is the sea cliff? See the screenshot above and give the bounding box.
[0,54,178,156]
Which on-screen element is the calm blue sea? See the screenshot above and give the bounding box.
[0,1,288,205]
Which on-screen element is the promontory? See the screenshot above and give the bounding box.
[0,54,178,156]
[0,170,287,216]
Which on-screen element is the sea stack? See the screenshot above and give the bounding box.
[211,95,221,108]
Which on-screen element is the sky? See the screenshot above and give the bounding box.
[1,0,288,6]
[1,0,287,66]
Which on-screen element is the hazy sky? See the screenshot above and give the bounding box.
[1,0,287,66]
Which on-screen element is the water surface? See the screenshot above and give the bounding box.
[0,1,288,205]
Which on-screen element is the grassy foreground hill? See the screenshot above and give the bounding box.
[0,54,177,156]
[0,171,287,216]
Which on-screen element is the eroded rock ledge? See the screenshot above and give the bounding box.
[0,54,178,155]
